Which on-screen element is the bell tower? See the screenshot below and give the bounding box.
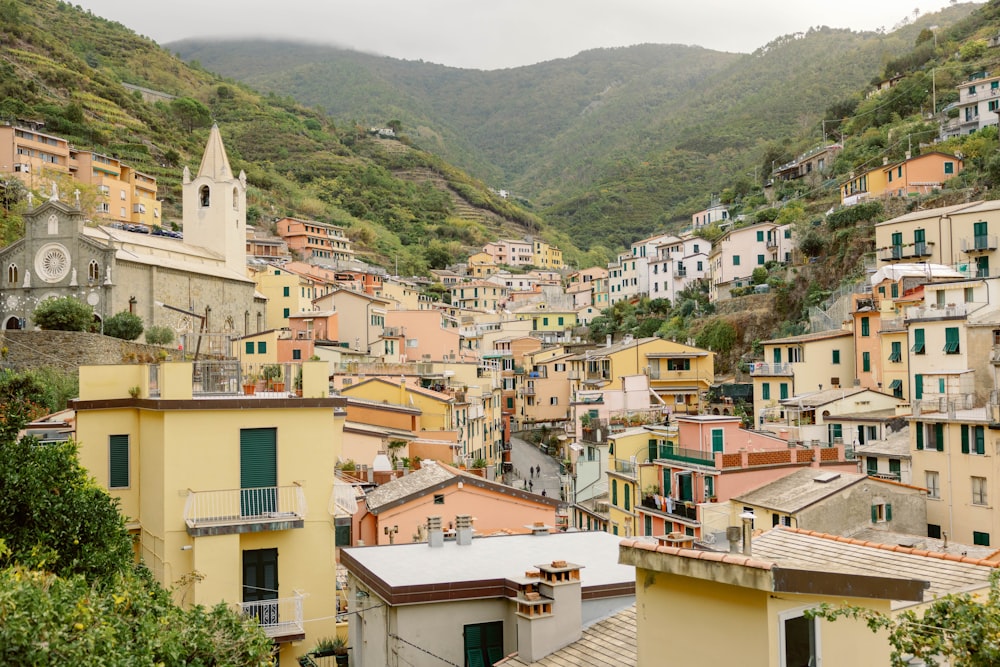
[182,124,246,273]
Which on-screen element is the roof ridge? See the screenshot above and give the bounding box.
[619,539,775,571]
[779,527,1000,568]
[864,475,928,493]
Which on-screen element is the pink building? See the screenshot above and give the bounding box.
[483,239,534,267]
[355,461,558,546]
[383,310,470,362]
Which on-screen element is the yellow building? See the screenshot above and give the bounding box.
[620,527,997,667]
[522,350,573,426]
[531,239,563,269]
[449,281,509,312]
[248,263,316,330]
[513,305,578,333]
[606,427,662,538]
[751,329,855,418]
[73,360,343,663]
[467,251,498,279]
[568,337,714,415]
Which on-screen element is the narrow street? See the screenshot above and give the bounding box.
[509,435,562,500]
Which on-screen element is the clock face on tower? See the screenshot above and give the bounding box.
[34,243,71,283]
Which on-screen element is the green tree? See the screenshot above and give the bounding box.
[32,297,93,331]
[145,325,175,345]
[170,97,212,132]
[695,319,737,355]
[811,570,1000,666]
[103,311,144,341]
[751,267,769,285]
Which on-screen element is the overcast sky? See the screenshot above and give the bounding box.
[76,1,962,70]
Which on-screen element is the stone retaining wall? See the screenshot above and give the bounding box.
[0,330,176,372]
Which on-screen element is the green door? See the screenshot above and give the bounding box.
[240,428,277,516]
[678,474,693,502]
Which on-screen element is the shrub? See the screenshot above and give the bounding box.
[103,311,143,341]
[31,297,92,331]
[145,325,175,346]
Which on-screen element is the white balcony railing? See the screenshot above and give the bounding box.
[184,485,307,530]
[241,592,304,641]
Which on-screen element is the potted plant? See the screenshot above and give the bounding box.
[293,367,303,397]
[242,372,259,395]
[580,413,594,432]
[263,364,284,392]
[312,636,347,660]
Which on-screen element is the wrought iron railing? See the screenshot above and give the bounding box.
[240,592,304,639]
[184,485,307,528]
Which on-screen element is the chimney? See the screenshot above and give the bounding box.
[740,512,754,556]
[456,514,474,545]
[726,526,742,554]
[427,516,444,548]
[606,334,612,348]
[514,560,583,663]
[525,521,552,536]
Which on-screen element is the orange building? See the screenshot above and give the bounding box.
[276,217,354,263]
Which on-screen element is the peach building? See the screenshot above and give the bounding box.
[275,217,353,263]
[355,461,559,546]
[382,310,470,363]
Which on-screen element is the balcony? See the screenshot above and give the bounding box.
[748,362,793,376]
[910,241,933,259]
[240,593,305,643]
[766,236,778,250]
[613,459,637,476]
[962,235,998,253]
[585,370,610,383]
[673,268,687,279]
[868,471,901,482]
[580,421,608,444]
[654,446,716,467]
[568,370,582,380]
[641,495,699,522]
[184,485,307,536]
[879,317,906,333]
[905,304,967,321]
[524,384,536,396]
[878,246,904,262]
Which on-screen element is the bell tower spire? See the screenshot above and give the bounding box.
[182,124,247,274]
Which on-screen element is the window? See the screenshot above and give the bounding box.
[912,329,925,354]
[871,502,892,523]
[506,397,513,409]
[283,286,290,297]
[781,609,819,667]
[832,350,840,364]
[756,230,764,242]
[860,317,870,337]
[245,341,254,355]
[7,263,17,285]
[944,327,960,354]
[973,476,988,506]
[891,283,899,298]
[780,383,789,400]
[757,254,765,265]
[733,255,740,266]
[945,161,955,174]
[463,621,504,667]
[762,383,770,400]
[926,423,944,451]
[914,373,923,400]
[240,428,277,515]
[928,523,942,538]
[889,379,903,398]
[889,341,901,363]
[242,548,278,620]
[977,255,990,278]
[257,341,266,354]
[199,185,210,207]
[862,352,870,373]
[282,308,290,318]
[292,349,301,360]
[974,531,991,547]
[434,494,444,504]
[109,435,129,488]
[549,396,558,405]
[612,480,618,506]
[624,484,631,511]
[926,471,940,499]
[866,457,878,476]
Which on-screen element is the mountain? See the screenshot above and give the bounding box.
[170,4,978,250]
[0,0,552,274]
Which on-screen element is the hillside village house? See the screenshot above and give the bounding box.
[691,200,728,229]
[73,361,342,664]
[841,152,962,205]
[311,287,392,354]
[619,528,999,667]
[449,281,508,312]
[942,71,1000,138]
[275,216,353,264]
[0,125,262,341]
[708,222,788,301]
[483,239,534,267]
[647,234,710,303]
[0,122,162,226]
[247,263,316,331]
[770,143,841,185]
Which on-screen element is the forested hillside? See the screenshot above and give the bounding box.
[0,0,559,274]
[172,3,978,250]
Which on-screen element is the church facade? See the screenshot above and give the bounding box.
[0,126,264,344]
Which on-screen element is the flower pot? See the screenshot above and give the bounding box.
[295,388,303,397]
[243,384,256,395]
[271,382,285,392]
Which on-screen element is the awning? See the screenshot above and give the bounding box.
[888,379,902,389]
[569,442,585,452]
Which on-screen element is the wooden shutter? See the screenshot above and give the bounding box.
[962,425,970,454]
[240,428,277,516]
[109,435,129,488]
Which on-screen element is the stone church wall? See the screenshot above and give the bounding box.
[0,330,176,373]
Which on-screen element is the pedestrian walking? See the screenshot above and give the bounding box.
[541,489,547,497]
[529,479,533,491]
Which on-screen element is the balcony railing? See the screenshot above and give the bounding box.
[613,459,637,475]
[868,471,901,482]
[524,384,536,396]
[879,318,906,333]
[905,304,967,321]
[585,370,611,382]
[748,362,793,376]
[568,370,582,380]
[641,496,699,521]
[654,446,716,467]
[184,485,306,536]
[962,235,998,253]
[241,593,305,643]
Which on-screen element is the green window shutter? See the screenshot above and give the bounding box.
[871,505,878,523]
[962,425,970,454]
[283,286,290,297]
[624,484,630,510]
[886,504,892,522]
[711,429,724,453]
[832,350,840,364]
[861,317,869,336]
[912,329,925,354]
[612,480,618,506]
[944,327,959,353]
[762,383,770,400]
[780,383,788,400]
[915,374,923,400]
[245,341,254,354]
[257,341,266,354]
[862,352,870,372]
[109,435,129,488]
[241,428,277,515]
[733,255,740,266]
[976,426,986,455]
[283,308,290,318]
[757,254,765,265]
[757,231,764,242]
[916,425,924,450]
[773,348,781,364]
[935,423,944,451]
[648,439,657,463]
[663,471,671,496]
[891,283,899,298]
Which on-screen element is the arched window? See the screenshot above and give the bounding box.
[7,264,17,286]
[199,185,210,207]
[88,260,100,282]
[232,187,239,210]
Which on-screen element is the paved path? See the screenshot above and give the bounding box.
[509,435,561,500]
